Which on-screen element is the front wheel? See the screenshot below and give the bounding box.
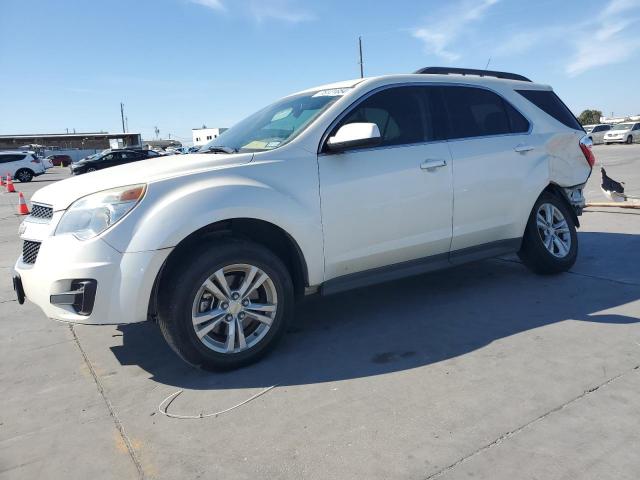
[518,193,578,274]
[158,239,294,370]
[626,136,633,144]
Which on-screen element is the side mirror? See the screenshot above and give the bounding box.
[326,123,381,152]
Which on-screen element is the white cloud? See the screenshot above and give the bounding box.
[566,0,640,76]
[412,0,500,62]
[486,0,640,76]
[187,0,313,23]
[189,0,225,11]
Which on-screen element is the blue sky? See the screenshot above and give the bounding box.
[1,0,638,143]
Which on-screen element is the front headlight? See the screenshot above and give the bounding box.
[55,184,146,240]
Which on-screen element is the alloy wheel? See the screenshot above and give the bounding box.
[536,203,571,258]
[191,263,278,354]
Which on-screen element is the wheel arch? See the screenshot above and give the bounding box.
[541,183,580,228]
[148,218,310,321]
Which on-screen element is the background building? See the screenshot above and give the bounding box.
[192,127,227,146]
[0,132,141,150]
[0,132,142,161]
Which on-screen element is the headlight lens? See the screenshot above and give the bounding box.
[55,184,146,240]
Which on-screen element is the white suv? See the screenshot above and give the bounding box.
[0,151,46,182]
[603,122,640,144]
[13,67,593,370]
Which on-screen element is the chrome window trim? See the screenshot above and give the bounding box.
[318,81,533,155]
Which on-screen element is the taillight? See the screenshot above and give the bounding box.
[579,136,595,167]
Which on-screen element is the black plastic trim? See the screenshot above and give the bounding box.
[415,67,532,82]
[321,238,522,296]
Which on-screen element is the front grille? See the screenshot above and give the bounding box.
[30,204,53,220]
[22,240,41,264]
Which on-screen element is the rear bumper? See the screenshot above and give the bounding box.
[14,234,172,325]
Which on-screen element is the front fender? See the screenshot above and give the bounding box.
[102,174,324,285]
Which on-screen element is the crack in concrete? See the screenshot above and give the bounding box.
[424,364,640,479]
[69,325,145,479]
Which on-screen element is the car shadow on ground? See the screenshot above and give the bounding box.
[110,231,640,390]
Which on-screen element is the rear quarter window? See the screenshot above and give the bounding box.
[516,89,582,130]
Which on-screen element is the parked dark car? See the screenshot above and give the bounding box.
[70,149,160,175]
[45,154,73,167]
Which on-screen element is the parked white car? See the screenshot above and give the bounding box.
[13,67,593,370]
[0,151,46,182]
[603,122,640,144]
[584,123,612,145]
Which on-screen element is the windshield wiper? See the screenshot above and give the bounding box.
[200,145,237,154]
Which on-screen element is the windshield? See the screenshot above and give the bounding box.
[612,123,633,130]
[201,88,351,153]
[79,153,100,163]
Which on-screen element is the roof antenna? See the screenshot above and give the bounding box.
[485,57,491,70]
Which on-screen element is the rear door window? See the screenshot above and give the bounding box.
[516,89,582,130]
[440,86,528,139]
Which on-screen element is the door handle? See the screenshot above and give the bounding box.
[514,145,534,153]
[420,159,447,170]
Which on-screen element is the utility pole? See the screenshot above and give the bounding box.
[125,116,129,133]
[120,102,126,133]
[358,36,364,78]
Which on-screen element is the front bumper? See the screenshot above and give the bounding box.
[604,136,626,143]
[14,225,171,325]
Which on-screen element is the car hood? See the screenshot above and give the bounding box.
[32,152,254,211]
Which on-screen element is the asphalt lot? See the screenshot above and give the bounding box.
[1,144,639,479]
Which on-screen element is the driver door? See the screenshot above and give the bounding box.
[318,85,453,283]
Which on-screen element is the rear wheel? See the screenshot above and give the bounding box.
[86,167,97,172]
[158,240,294,370]
[15,169,33,182]
[518,193,577,274]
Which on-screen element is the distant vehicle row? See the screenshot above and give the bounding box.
[583,122,640,144]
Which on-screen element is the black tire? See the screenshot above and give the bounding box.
[518,192,578,275]
[158,239,294,371]
[626,136,633,145]
[15,169,33,182]
[86,167,97,172]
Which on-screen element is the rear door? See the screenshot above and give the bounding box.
[440,85,539,253]
[318,85,453,280]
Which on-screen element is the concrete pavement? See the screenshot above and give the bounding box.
[1,147,639,479]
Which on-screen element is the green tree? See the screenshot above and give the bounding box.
[578,109,603,125]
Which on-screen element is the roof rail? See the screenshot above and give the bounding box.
[414,67,532,82]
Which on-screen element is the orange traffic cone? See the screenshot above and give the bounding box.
[17,192,30,215]
[6,174,15,193]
